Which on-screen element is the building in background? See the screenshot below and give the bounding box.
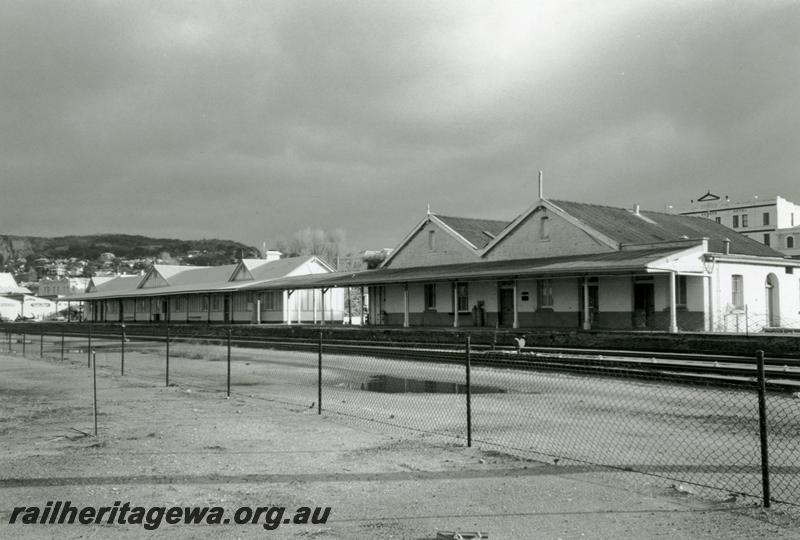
[0,272,56,320]
[675,192,800,258]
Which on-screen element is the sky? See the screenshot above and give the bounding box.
[2,1,799,253]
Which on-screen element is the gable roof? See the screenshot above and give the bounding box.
[0,273,31,294]
[166,264,238,286]
[434,215,511,249]
[92,275,143,293]
[550,200,784,257]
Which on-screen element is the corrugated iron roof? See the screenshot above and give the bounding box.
[550,200,783,257]
[240,246,690,290]
[435,215,511,248]
[92,275,142,293]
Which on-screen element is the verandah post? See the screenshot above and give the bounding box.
[756,350,771,508]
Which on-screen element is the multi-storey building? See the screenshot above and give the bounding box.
[675,193,800,258]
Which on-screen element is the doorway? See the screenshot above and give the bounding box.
[766,274,780,327]
[498,287,515,327]
[223,295,231,324]
[633,282,655,329]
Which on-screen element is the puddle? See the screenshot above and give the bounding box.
[360,375,506,394]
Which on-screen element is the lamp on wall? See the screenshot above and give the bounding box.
[703,256,716,274]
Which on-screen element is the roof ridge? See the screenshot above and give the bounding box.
[434,214,510,223]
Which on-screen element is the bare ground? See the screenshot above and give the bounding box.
[1,337,799,539]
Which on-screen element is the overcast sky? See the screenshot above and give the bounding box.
[2,1,799,252]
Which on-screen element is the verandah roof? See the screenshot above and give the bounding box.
[69,245,708,301]
[241,246,694,291]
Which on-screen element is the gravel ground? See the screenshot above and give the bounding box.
[1,337,799,538]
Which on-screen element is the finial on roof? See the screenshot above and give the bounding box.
[427,203,431,216]
[538,170,543,199]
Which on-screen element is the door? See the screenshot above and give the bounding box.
[223,295,231,324]
[633,282,655,329]
[498,288,514,327]
[162,299,170,323]
[766,274,780,327]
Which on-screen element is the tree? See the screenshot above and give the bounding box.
[276,228,348,268]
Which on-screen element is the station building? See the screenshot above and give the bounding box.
[247,195,800,333]
[68,194,800,334]
[73,253,345,324]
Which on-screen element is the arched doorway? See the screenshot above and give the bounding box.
[765,274,780,327]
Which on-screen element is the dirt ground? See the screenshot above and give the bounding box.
[1,342,800,539]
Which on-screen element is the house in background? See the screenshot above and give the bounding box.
[675,192,800,258]
[0,272,56,321]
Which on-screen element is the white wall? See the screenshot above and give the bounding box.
[712,261,800,331]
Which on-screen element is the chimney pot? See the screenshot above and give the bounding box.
[723,238,731,255]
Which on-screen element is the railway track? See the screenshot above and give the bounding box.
[4,328,799,392]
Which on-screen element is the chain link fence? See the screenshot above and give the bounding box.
[2,323,798,512]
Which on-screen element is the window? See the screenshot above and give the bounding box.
[424,284,436,310]
[263,291,280,311]
[732,215,739,228]
[211,295,222,311]
[715,217,721,224]
[537,279,554,309]
[731,275,744,309]
[201,296,209,311]
[539,214,550,241]
[741,214,748,227]
[173,296,185,311]
[521,291,530,302]
[233,293,248,311]
[187,296,203,311]
[788,236,795,249]
[763,212,770,226]
[454,283,469,312]
[428,230,436,251]
[676,276,687,308]
[763,233,771,247]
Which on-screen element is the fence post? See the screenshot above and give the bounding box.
[465,335,472,447]
[60,329,65,362]
[756,350,771,508]
[227,328,232,398]
[165,326,170,387]
[40,331,44,358]
[317,331,323,415]
[87,325,92,368]
[120,324,125,376]
[22,331,26,356]
[92,350,98,437]
[7,330,11,353]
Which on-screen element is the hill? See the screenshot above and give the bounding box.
[0,234,260,268]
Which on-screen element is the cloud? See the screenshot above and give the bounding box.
[1,1,799,250]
